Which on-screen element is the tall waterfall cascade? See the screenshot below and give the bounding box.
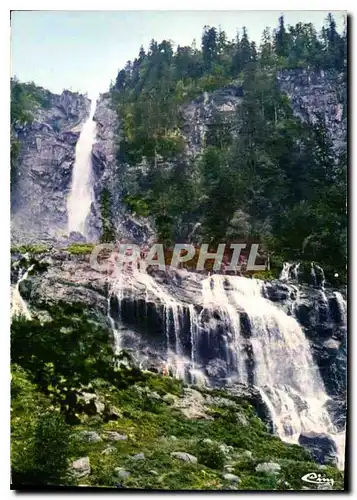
[109,266,346,469]
[67,95,97,236]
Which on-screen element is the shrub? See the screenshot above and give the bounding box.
[11,244,48,254]
[196,441,226,470]
[63,243,95,254]
[31,411,71,485]
[12,411,72,486]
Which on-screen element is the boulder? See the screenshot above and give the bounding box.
[77,431,102,443]
[298,431,338,465]
[115,468,131,480]
[172,388,213,420]
[103,431,127,441]
[171,452,198,464]
[218,443,234,457]
[130,453,146,461]
[223,473,241,483]
[255,462,281,475]
[72,456,91,478]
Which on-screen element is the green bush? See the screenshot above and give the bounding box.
[11,244,48,254]
[196,441,226,470]
[32,411,72,485]
[12,410,72,487]
[63,243,95,254]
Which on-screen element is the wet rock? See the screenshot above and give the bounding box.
[225,384,274,432]
[298,431,338,465]
[11,90,89,244]
[171,452,198,464]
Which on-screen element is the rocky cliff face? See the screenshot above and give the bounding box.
[11,70,345,247]
[13,248,346,416]
[87,96,155,243]
[88,70,346,245]
[277,69,346,152]
[11,90,90,245]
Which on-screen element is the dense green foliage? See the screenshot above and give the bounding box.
[99,188,116,243]
[11,323,344,490]
[109,14,347,283]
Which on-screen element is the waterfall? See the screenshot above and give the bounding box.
[201,275,248,383]
[107,266,345,467]
[280,262,292,281]
[11,264,35,320]
[67,95,97,236]
[109,268,207,384]
[280,262,300,282]
[334,291,347,325]
[201,275,344,468]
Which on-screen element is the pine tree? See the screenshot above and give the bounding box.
[202,26,218,71]
[275,15,289,58]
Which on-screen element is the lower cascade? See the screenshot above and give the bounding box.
[67,95,97,236]
[109,267,346,469]
[11,264,35,320]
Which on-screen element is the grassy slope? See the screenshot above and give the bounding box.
[11,364,344,491]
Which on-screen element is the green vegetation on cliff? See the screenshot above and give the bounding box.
[109,13,347,283]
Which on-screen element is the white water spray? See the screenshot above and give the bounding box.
[280,262,300,282]
[334,291,347,325]
[67,95,97,236]
[201,275,345,468]
[107,264,345,467]
[11,264,35,320]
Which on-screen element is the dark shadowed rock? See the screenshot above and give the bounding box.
[298,431,338,465]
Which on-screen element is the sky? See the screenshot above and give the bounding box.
[11,10,346,96]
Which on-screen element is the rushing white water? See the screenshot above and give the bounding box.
[110,267,207,383]
[67,95,97,236]
[108,265,345,467]
[280,262,292,281]
[11,264,35,320]
[201,275,344,468]
[280,262,300,282]
[334,291,347,325]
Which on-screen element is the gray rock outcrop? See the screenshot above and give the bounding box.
[11,90,90,245]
